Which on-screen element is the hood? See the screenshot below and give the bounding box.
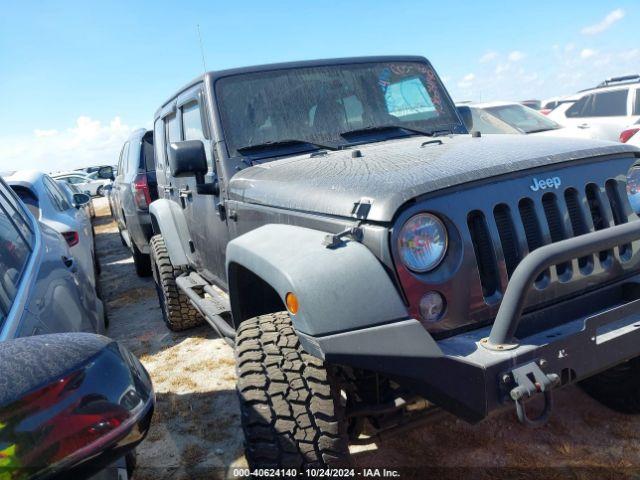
[228,134,638,222]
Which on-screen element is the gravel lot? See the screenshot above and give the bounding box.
[93,197,640,479]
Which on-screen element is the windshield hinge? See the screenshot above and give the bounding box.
[323,224,363,249]
[351,197,373,220]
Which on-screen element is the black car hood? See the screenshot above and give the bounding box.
[228,134,638,222]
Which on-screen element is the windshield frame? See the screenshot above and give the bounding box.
[210,57,466,161]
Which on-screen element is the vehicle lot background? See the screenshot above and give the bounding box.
[93,197,640,479]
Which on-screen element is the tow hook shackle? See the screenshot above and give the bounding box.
[507,362,560,427]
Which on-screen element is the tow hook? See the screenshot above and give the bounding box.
[508,362,560,427]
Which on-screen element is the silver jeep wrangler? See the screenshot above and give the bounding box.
[148,56,640,469]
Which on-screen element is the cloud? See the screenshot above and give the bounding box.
[508,51,525,62]
[581,8,625,35]
[495,63,510,75]
[478,51,498,63]
[0,116,136,172]
[34,129,58,137]
[580,48,597,59]
[457,73,475,88]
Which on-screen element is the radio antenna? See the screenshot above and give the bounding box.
[196,24,207,72]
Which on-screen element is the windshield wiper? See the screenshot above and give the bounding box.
[339,124,435,138]
[236,139,338,154]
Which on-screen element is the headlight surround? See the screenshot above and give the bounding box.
[397,213,448,273]
[627,165,640,214]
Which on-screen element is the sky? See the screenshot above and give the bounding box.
[0,0,638,172]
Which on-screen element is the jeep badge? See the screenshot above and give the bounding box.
[530,176,562,192]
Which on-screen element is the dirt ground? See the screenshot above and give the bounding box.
[93,197,640,479]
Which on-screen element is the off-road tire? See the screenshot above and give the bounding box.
[149,235,203,331]
[581,357,640,413]
[132,242,152,277]
[236,312,350,470]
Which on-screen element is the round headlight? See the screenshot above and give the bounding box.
[397,213,448,273]
[627,166,640,214]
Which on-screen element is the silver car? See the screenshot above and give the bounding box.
[0,176,104,339]
[5,170,98,288]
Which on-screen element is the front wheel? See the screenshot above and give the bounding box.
[236,312,350,469]
[581,357,640,413]
[97,185,104,197]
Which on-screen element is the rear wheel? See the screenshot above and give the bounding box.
[149,235,203,331]
[581,357,640,413]
[132,242,152,277]
[236,312,350,469]
[97,185,104,196]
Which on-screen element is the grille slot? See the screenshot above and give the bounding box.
[493,203,520,278]
[564,188,593,272]
[467,210,500,299]
[518,198,549,284]
[605,179,632,261]
[541,192,571,278]
[585,183,612,263]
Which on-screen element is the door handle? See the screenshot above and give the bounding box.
[163,186,174,193]
[578,123,590,129]
[179,187,192,199]
[62,256,77,272]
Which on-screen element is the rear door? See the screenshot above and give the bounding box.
[563,89,630,140]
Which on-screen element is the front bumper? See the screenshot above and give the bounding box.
[299,221,640,423]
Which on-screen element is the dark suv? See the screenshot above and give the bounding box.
[112,129,158,276]
[148,56,640,470]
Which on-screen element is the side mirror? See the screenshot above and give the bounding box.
[96,166,114,181]
[168,141,219,195]
[102,184,113,193]
[168,140,208,178]
[73,192,91,208]
[0,333,154,479]
[456,105,473,131]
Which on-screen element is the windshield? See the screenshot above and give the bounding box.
[484,104,561,134]
[215,61,463,158]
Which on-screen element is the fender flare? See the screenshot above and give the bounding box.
[226,224,408,336]
[148,199,190,267]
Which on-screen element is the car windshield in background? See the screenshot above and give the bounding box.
[467,107,521,134]
[484,104,562,134]
[215,61,462,158]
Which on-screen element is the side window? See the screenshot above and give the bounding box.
[165,114,181,161]
[0,185,32,323]
[0,184,33,246]
[634,89,640,115]
[182,102,212,169]
[121,142,130,175]
[42,176,71,211]
[128,138,141,172]
[566,95,591,118]
[117,144,125,176]
[591,90,628,116]
[154,119,166,169]
[182,102,205,142]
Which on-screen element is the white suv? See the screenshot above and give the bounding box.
[547,75,640,142]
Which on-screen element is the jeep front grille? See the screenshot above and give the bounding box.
[468,180,633,303]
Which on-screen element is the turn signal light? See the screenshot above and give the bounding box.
[285,292,299,315]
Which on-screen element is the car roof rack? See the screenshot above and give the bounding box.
[595,74,640,88]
